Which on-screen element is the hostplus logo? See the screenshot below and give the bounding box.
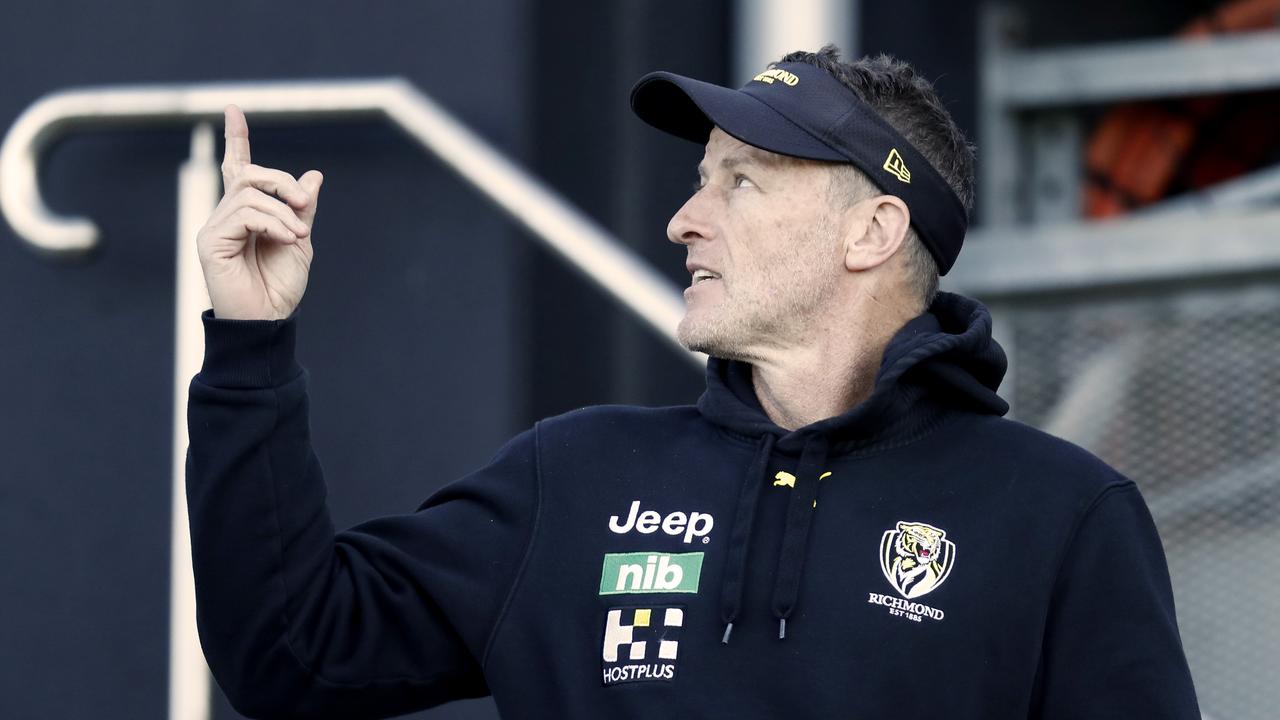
[601,606,684,686]
[608,500,714,545]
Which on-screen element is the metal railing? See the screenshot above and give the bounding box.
[0,78,705,720]
[0,78,701,364]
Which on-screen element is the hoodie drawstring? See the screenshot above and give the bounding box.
[719,433,831,643]
[771,435,829,640]
[719,433,775,644]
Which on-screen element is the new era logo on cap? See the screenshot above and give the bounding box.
[883,148,911,183]
[630,61,969,274]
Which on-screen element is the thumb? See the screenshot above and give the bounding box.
[297,170,324,225]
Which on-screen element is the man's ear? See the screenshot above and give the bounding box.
[844,195,911,272]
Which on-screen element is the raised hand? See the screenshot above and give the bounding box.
[197,105,324,321]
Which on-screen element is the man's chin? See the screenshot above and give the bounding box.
[676,316,712,353]
[677,316,747,360]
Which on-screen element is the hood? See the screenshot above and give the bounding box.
[697,291,1008,454]
[701,292,1009,644]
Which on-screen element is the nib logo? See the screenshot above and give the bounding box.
[599,552,704,595]
[608,500,714,545]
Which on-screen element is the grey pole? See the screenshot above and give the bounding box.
[733,0,858,86]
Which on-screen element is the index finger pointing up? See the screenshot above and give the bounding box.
[222,105,251,181]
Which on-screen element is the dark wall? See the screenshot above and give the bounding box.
[525,0,726,419]
[0,2,530,719]
[1,2,1003,718]
[0,1,725,719]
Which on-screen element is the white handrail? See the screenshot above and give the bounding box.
[0,78,706,720]
[0,78,703,365]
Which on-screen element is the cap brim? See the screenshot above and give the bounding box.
[630,71,846,162]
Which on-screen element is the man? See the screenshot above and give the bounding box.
[188,46,1200,719]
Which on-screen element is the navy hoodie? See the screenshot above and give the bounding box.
[186,292,1200,719]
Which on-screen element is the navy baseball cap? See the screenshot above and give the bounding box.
[630,61,968,275]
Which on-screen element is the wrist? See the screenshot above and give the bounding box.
[196,310,302,388]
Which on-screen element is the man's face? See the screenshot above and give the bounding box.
[668,127,847,359]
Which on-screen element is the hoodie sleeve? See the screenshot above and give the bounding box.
[1031,481,1199,720]
[185,312,538,720]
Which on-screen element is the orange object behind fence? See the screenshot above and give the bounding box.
[1083,0,1280,218]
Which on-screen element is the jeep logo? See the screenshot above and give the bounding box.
[608,500,714,544]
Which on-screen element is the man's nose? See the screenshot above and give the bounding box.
[667,190,714,247]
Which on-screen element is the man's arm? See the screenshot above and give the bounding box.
[186,108,539,718]
[1030,481,1200,719]
[187,312,539,718]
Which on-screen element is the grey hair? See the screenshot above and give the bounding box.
[780,46,976,310]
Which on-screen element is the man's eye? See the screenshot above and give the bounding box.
[734,174,755,188]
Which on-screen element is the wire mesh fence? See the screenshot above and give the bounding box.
[998,281,1280,720]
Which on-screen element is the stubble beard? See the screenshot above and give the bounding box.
[677,219,842,361]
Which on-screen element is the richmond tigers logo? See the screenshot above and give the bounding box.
[879,521,956,599]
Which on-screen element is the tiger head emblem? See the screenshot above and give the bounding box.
[879,521,956,599]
